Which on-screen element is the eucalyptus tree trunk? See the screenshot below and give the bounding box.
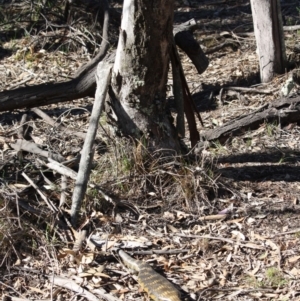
[250,0,286,83]
[109,0,180,152]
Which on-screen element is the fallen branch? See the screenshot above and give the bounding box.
[17,114,28,139]
[10,139,65,162]
[174,233,265,250]
[51,276,100,301]
[205,40,239,54]
[55,273,121,301]
[198,214,227,221]
[0,18,207,113]
[3,297,51,301]
[47,157,78,180]
[0,0,110,112]
[170,38,185,137]
[223,86,275,94]
[132,249,189,255]
[268,228,300,238]
[202,96,300,142]
[70,61,112,225]
[173,19,209,75]
[60,175,67,207]
[22,172,57,212]
[283,24,300,31]
[31,108,86,140]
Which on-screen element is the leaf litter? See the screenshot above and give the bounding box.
[1,0,300,301]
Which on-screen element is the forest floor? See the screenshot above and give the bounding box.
[1,0,300,300]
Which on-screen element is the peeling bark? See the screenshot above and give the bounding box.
[110,0,180,151]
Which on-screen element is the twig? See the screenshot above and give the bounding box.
[92,288,120,301]
[132,249,189,255]
[198,214,227,221]
[47,157,77,180]
[31,107,86,139]
[4,297,52,301]
[205,40,239,54]
[0,281,24,297]
[74,0,110,77]
[268,228,300,238]
[174,234,265,250]
[60,175,67,207]
[19,66,36,77]
[223,86,275,94]
[198,286,283,300]
[10,139,65,162]
[15,193,22,229]
[10,139,48,157]
[51,276,99,301]
[22,172,57,212]
[283,25,300,31]
[9,75,33,90]
[218,87,225,104]
[17,114,28,139]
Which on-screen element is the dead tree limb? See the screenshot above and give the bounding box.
[173,19,209,75]
[0,0,110,112]
[202,96,300,142]
[170,39,185,138]
[170,18,207,146]
[70,61,112,226]
[0,17,205,113]
[31,107,86,139]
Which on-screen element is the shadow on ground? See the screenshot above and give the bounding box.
[218,149,300,182]
[0,102,94,126]
[0,45,13,60]
[218,149,300,164]
[219,164,300,182]
[193,70,261,112]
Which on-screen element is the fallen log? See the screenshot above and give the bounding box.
[0,17,206,113]
[0,0,110,112]
[202,96,300,142]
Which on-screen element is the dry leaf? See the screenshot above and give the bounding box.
[288,255,300,263]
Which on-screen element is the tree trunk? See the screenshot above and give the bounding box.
[109,0,180,151]
[250,0,286,83]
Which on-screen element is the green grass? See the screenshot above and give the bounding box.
[245,267,288,289]
[265,267,288,287]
